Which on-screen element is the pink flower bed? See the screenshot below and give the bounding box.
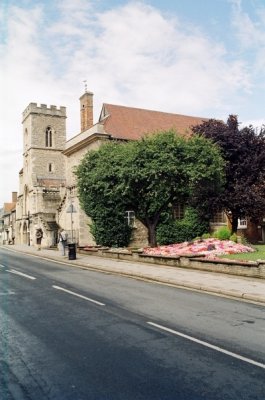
[143,238,254,258]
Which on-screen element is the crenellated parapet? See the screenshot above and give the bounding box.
[22,103,66,122]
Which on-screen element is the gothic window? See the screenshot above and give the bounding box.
[45,127,53,147]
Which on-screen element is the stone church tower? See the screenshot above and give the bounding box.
[16,103,67,246]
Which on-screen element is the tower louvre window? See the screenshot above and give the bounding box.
[45,127,53,147]
[25,128,28,149]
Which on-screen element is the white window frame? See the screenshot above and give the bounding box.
[125,210,136,228]
[238,217,247,229]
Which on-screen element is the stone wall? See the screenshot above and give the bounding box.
[78,247,265,279]
[129,220,148,248]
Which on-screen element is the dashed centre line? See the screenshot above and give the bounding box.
[147,321,265,370]
[2,261,263,371]
[0,290,16,295]
[7,269,36,280]
[52,285,105,306]
[0,290,16,296]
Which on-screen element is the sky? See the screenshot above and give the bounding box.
[1,0,265,206]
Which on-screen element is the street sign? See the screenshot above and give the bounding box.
[66,204,77,213]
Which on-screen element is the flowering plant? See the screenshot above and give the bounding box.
[143,238,254,258]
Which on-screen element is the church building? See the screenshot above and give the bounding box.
[15,91,208,248]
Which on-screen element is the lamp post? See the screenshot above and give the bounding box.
[10,222,13,244]
[66,200,77,260]
[27,211,30,246]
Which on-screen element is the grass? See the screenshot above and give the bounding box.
[221,244,265,262]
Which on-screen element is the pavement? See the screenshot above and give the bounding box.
[2,244,265,305]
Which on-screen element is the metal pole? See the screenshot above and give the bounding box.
[71,203,73,243]
[28,211,30,246]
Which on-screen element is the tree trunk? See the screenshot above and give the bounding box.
[231,214,238,234]
[147,223,157,247]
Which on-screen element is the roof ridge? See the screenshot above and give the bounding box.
[102,103,207,120]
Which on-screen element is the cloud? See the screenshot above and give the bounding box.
[0,0,252,205]
[50,1,250,122]
[230,0,261,47]
[230,0,265,73]
[240,118,265,130]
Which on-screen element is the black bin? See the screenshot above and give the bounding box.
[68,243,76,260]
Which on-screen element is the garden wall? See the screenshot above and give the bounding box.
[78,247,265,279]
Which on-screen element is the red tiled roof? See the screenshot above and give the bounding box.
[100,104,208,140]
[3,202,16,213]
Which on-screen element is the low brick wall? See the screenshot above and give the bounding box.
[78,248,265,279]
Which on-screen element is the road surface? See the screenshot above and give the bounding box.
[0,248,264,399]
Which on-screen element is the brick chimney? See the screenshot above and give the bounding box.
[12,192,17,203]
[79,90,94,132]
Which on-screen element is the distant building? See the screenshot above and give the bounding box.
[0,192,17,244]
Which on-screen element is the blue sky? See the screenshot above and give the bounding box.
[1,0,265,205]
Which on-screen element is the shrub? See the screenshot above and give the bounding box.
[156,218,179,245]
[157,207,209,245]
[215,226,231,240]
[229,233,237,242]
[212,230,219,238]
[89,210,132,247]
[201,233,211,239]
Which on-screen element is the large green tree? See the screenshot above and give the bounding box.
[121,131,224,246]
[76,131,224,247]
[192,115,265,233]
[76,142,133,247]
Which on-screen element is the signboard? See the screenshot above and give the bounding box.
[66,204,77,213]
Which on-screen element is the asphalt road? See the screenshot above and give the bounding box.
[0,248,265,400]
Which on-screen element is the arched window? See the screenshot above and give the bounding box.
[45,127,52,147]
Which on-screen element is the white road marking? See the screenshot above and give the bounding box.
[52,285,105,306]
[0,290,15,295]
[0,290,16,296]
[147,321,265,370]
[7,269,36,280]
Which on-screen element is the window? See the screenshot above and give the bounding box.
[45,127,52,147]
[238,217,247,229]
[69,186,77,196]
[48,163,53,172]
[25,128,28,149]
[211,211,226,224]
[172,204,185,220]
[125,211,135,227]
